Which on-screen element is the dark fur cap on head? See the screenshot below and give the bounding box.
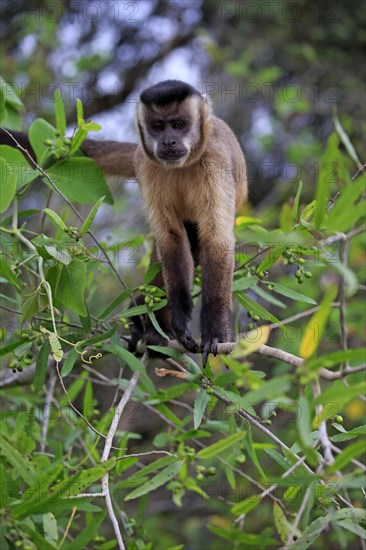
[140,80,201,106]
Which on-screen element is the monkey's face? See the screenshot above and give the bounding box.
[137,97,203,167]
[149,117,190,163]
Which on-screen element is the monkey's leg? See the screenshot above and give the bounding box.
[158,231,198,353]
[199,238,234,366]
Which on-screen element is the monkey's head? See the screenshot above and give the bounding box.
[137,80,211,168]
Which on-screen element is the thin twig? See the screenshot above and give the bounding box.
[99,359,146,550]
[40,369,57,453]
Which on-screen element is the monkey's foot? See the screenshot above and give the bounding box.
[175,328,199,354]
[201,337,219,367]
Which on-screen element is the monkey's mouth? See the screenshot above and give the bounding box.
[157,149,187,163]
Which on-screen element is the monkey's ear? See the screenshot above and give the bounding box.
[201,93,213,114]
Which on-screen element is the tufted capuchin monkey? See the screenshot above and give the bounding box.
[0,80,247,365]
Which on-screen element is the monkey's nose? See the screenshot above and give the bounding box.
[163,137,177,148]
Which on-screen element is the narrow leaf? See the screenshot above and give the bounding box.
[34,341,51,392]
[299,286,337,359]
[125,461,182,501]
[268,281,316,305]
[327,440,366,473]
[0,158,16,212]
[80,195,105,236]
[43,208,67,230]
[54,89,66,136]
[193,389,211,429]
[196,431,246,459]
[0,257,21,290]
[293,180,303,220]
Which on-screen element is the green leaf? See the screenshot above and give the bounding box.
[54,89,66,136]
[333,112,362,168]
[0,257,21,290]
[144,262,163,284]
[43,208,67,230]
[0,144,39,189]
[236,293,278,322]
[105,342,155,393]
[297,395,319,466]
[257,245,285,273]
[125,461,183,501]
[13,462,113,518]
[193,389,211,429]
[331,425,366,442]
[66,511,106,549]
[43,513,58,546]
[326,175,365,233]
[70,128,88,154]
[147,309,170,340]
[327,440,366,473]
[293,180,303,220]
[299,286,337,359]
[308,348,366,371]
[61,348,79,377]
[273,503,296,543]
[0,433,37,484]
[253,285,286,308]
[215,376,291,410]
[267,281,316,304]
[292,516,327,550]
[232,277,257,292]
[0,158,16,212]
[76,98,84,126]
[98,288,134,319]
[80,195,105,236]
[56,259,87,316]
[21,526,56,550]
[46,158,113,204]
[196,431,246,459]
[29,118,56,164]
[313,132,339,228]
[34,341,51,392]
[313,380,366,427]
[122,299,168,318]
[231,495,261,516]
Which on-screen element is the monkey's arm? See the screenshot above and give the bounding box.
[81,140,137,178]
[0,129,137,179]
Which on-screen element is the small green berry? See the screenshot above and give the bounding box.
[247,323,254,331]
[235,454,246,464]
[139,285,145,292]
[196,473,204,481]
[335,415,343,424]
[304,271,312,278]
[298,258,305,264]
[252,315,260,322]
[268,284,274,290]
[44,139,53,146]
[295,269,302,278]
[207,467,216,476]
[288,257,295,264]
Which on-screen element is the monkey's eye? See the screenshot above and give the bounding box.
[152,123,164,132]
[172,121,185,130]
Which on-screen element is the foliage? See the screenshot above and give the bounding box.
[0,68,365,550]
